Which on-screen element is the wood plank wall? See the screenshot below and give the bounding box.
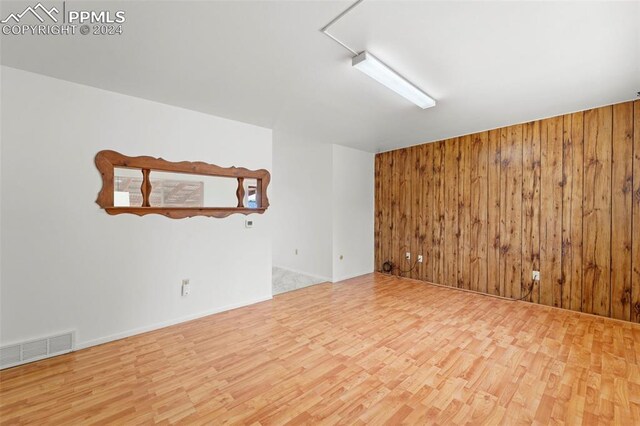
[375,100,640,322]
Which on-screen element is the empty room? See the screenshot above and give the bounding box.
[1,0,639,424]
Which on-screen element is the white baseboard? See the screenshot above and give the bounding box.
[75,294,272,350]
[272,265,331,283]
[273,266,374,284]
[332,270,374,283]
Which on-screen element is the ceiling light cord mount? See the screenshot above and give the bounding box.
[319,0,436,109]
[320,0,364,56]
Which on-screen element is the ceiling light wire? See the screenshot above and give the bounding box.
[320,0,365,57]
[320,0,436,109]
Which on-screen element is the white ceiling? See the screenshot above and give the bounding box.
[1,1,638,152]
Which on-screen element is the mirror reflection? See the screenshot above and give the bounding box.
[243,178,258,208]
[149,171,238,208]
[114,168,143,207]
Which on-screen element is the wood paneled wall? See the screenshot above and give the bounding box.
[375,100,640,322]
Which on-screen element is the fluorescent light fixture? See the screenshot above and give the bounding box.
[352,51,436,109]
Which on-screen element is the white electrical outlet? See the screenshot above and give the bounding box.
[417,255,423,263]
[405,252,411,260]
[182,279,191,296]
[532,271,540,281]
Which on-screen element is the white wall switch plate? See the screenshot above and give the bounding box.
[245,219,253,228]
[417,255,423,263]
[405,252,411,260]
[182,279,190,296]
[532,271,540,281]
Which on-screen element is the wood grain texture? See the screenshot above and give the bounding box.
[634,101,640,322]
[407,147,417,279]
[105,206,266,219]
[487,129,502,296]
[410,147,421,280]
[375,100,639,322]
[458,136,471,290]
[583,106,612,317]
[400,149,412,278]
[470,132,488,293]
[380,152,393,273]
[374,155,382,273]
[445,138,460,287]
[3,273,640,424]
[236,177,245,208]
[500,125,523,299]
[540,117,563,307]
[391,149,401,273]
[141,168,152,207]
[611,102,634,321]
[419,144,434,281]
[432,142,446,284]
[522,121,541,303]
[562,112,584,313]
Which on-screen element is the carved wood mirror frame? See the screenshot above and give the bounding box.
[95,150,270,219]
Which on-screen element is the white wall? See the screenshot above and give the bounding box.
[0,67,273,349]
[0,66,3,330]
[332,145,374,282]
[271,131,333,281]
[272,131,374,283]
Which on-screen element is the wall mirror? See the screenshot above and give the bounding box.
[96,150,270,218]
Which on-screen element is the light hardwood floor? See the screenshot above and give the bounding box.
[2,273,640,424]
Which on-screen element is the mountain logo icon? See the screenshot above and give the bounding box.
[1,3,59,24]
